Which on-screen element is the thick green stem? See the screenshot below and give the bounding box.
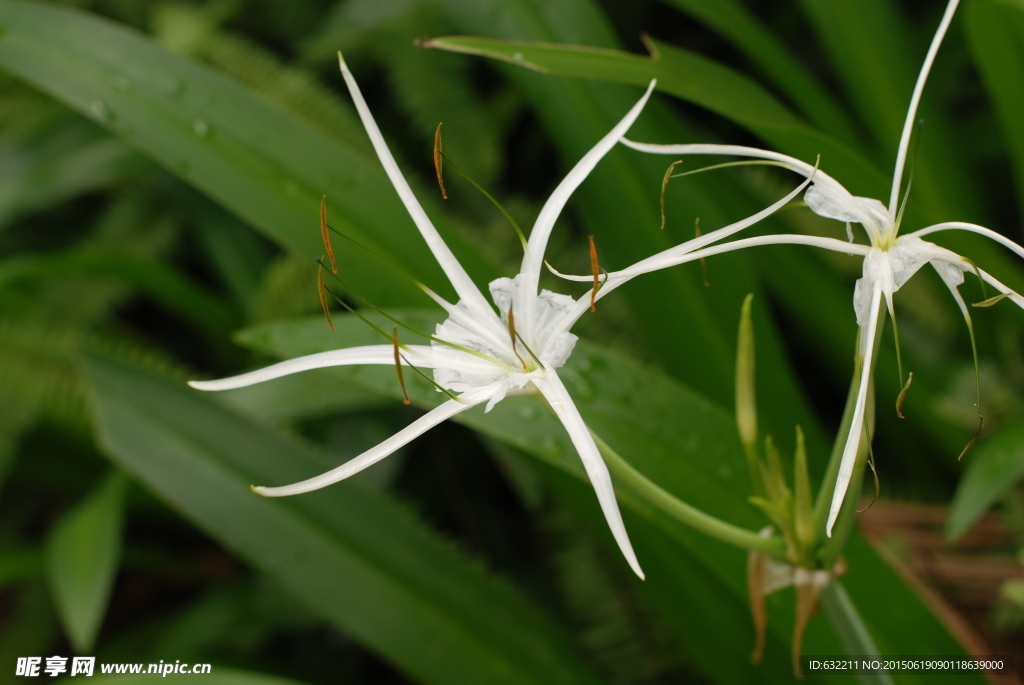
[591,430,786,556]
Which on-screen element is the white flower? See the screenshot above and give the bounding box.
[562,0,1024,537]
[189,55,658,578]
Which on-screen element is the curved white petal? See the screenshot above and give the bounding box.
[518,81,656,340]
[827,287,882,537]
[909,222,1024,262]
[188,344,436,391]
[889,0,960,212]
[977,267,1024,310]
[534,371,644,579]
[254,393,488,496]
[337,54,492,317]
[621,138,900,243]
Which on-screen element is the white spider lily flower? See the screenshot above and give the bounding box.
[189,55,657,578]
[605,0,1024,537]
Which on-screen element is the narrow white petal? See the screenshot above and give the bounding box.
[534,372,644,579]
[549,233,869,341]
[827,288,882,537]
[619,139,851,198]
[337,54,492,316]
[188,344,435,391]
[254,395,484,496]
[910,222,1024,262]
[518,81,656,339]
[890,0,960,213]
[977,267,1024,310]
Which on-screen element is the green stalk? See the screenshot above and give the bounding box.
[591,430,786,556]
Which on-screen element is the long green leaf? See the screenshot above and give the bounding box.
[425,35,885,196]
[964,0,1024,231]
[83,353,603,685]
[656,0,860,144]
[45,471,127,653]
[235,310,985,683]
[0,0,498,307]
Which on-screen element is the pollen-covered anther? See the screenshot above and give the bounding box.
[433,122,447,200]
[659,159,683,230]
[392,326,410,405]
[317,259,335,331]
[588,235,600,313]
[320,195,337,273]
[895,371,913,419]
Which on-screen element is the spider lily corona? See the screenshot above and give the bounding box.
[562,0,1024,538]
[188,54,665,577]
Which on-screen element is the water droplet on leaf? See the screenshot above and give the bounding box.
[89,100,113,123]
[192,119,210,137]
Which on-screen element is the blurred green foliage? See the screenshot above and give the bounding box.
[1,0,1023,682]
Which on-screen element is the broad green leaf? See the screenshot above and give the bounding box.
[947,419,1024,541]
[657,0,859,144]
[425,35,884,197]
[235,310,984,683]
[45,471,128,653]
[964,0,1024,230]
[59,666,311,685]
[83,353,602,685]
[0,0,499,307]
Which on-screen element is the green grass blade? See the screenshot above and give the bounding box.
[45,471,127,653]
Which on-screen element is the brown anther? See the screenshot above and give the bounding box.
[895,371,913,419]
[659,159,683,230]
[695,217,709,287]
[393,326,410,405]
[507,301,527,368]
[317,260,335,331]
[433,123,447,200]
[588,235,600,313]
[320,195,337,273]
